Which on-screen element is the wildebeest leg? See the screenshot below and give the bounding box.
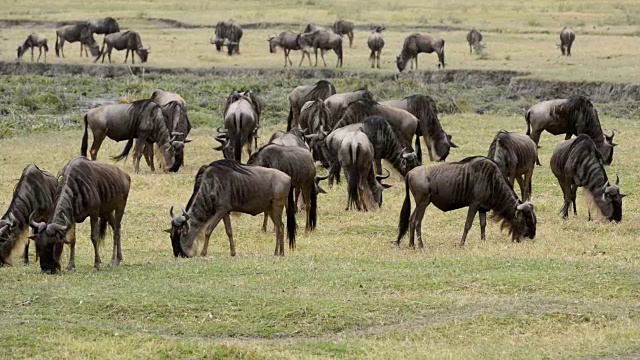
[262,213,269,233]
[529,130,542,165]
[269,204,285,256]
[37,47,43,62]
[479,211,487,241]
[302,185,312,232]
[559,181,572,219]
[132,138,147,173]
[60,39,66,58]
[313,47,319,66]
[320,49,327,67]
[113,205,125,264]
[66,223,77,271]
[412,200,429,249]
[460,205,479,246]
[31,47,34,61]
[23,241,30,266]
[132,51,136,64]
[571,184,578,216]
[124,49,129,63]
[374,158,382,175]
[141,142,155,172]
[84,44,88,57]
[377,51,381,69]
[89,217,102,270]
[515,176,525,200]
[222,214,236,257]
[201,213,225,257]
[89,130,106,160]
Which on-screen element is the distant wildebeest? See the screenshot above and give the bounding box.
[525,95,616,165]
[214,91,263,161]
[303,23,325,33]
[367,26,385,69]
[55,23,100,58]
[213,21,243,55]
[268,31,312,67]
[559,27,575,56]
[0,165,57,267]
[287,80,336,131]
[87,17,120,37]
[332,19,355,48]
[167,160,296,257]
[487,130,537,201]
[466,28,483,54]
[30,157,131,273]
[397,156,537,249]
[96,31,150,64]
[299,30,343,68]
[16,33,49,62]
[396,33,445,72]
[323,88,374,128]
[381,94,457,162]
[550,134,624,221]
[81,99,184,173]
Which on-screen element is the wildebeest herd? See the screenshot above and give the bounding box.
[0,76,625,273]
[15,16,577,72]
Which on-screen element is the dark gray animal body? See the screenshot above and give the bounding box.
[323,89,373,129]
[332,19,355,48]
[213,21,243,55]
[299,30,343,68]
[268,127,309,150]
[55,23,100,58]
[367,26,385,68]
[560,27,575,56]
[17,33,49,62]
[487,130,537,201]
[268,31,312,67]
[303,24,325,33]
[168,160,296,257]
[0,165,57,267]
[550,134,623,221]
[397,157,537,248]
[396,33,445,71]
[30,157,131,273]
[214,91,263,162]
[525,95,615,165]
[96,31,149,64]
[466,28,483,54]
[287,80,336,131]
[87,17,120,35]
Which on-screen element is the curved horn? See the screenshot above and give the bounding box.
[516,202,531,211]
[216,126,227,134]
[181,206,190,221]
[376,168,391,180]
[171,132,184,137]
[29,211,45,230]
[169,206,175,218]
[315,173,330,182]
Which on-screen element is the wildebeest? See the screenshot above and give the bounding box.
[167,160,296,257]
[397,156,537,249]
[16,33,49,62]
[367,26,385,69]
[303,24,325,33]
[81,99,184,173]
[96,31,149,64]
[55,23,100,58]
[466,28,483,54]
[299,99,332,136]
[268,127,309,150]
[0,165,57,267]
[87,17,120,36]
[487,130,537,201]
[525,95,616,165]
[213,21,243,55]
[559,27,575,56]
[214,91,263,161]
[381,94,456,162]
[550,134,624,221]
[287,80,336,131]
[396,33,445,71]
[268,31,312,67]
[299,30,343,68]
[332,19,355,48]
[323,88,374,129]
[30,157,131,273]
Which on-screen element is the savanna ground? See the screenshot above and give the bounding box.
[1,1,640,359]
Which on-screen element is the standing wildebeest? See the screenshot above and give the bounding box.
[55,23,100,58]
[397,156,537,249]
[396,33,445,71]
[323,88,374,129]
[487,130,537,201]
[96,31,149,64]
[268,32,312,67]
[0,165,57,267]
[332,19,355,48]
[466,28,483,54]
[167,160,296,257]
[559,27,575,56]
[16,33,49,62]
[299,30,343,68]
[213,21,243,55]
[381,94,456,162]
[525,95,616,165]
[30,157,131,273]
[550,134,624,221]
[87,17,120,36]
[81,100,184,173]
[367,26,385,69]
[287,80,336,131]
[214,91,263,161]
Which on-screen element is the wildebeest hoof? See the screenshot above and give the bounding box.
[230,251,236,257]
[200,251,208,257]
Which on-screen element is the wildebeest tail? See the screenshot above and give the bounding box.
[80,114,89,157]
[525,110,532,135]
[234,113,242,161]
[98,217,108,246]
[309,183,318,230]
[337,38,344,66]
[287,106,293,132]
[397,176,411,242]
[113,138,134,161]
[415,122,423,163]
[54,33,60,57]
[287,186,297,250]
[43,42,49,53]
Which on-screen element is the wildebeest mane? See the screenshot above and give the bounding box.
[404,94,442,135]
[303,80,336,104]
[334,98,380,130]
[558,95,606,145]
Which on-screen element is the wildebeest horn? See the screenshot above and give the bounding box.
[169,206,175,218]
[171,132,184,137]
[180,206,190,221]
[315,173,330,182]
[516,202,531,211]
[29,211,45,230]
[376,168,391,180]
[616,174,620,186]
[216,126,227,134]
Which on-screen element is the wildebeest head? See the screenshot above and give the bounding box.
[401,148,421,174]
[371,169,393,207]
[435,133,458,162]
[0,214,20,265]
[595,175,625,222]
[372,26,385,33]
[511,201,537,242]
[29,213,68,274]
[166,206,197,257]
[600,130,617,165]
[137,48,150,63]
[268,34,278,53]
[16,45,25,59]
[396,55,408,72]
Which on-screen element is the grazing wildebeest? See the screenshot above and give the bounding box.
[550,134,624,221]
[303,24,325,33]
[397,156,537,249]
[16,33,49,62]
[299,30,343,68]
[466,28,483,54]
[87,17,120,36]
[213,21,243,55]
[267,127,309,150]
[332,19,355,48]
[525,95,616,165]
[299,99,331,136]
[30,157,131,273]
[55,23,100,58]
[487,130,537,201]
[367,26,385,69]
[167,160,296,257]
[287,80,336,131]
[81,99,184,173]
[396,33,445,71]
[96,31,149,64]
[381,94,457,162]
[0,165,57,267]
[323,88,374,128]
[214,91,263,161]
[559,27,575,56]
[268,32,312,67]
